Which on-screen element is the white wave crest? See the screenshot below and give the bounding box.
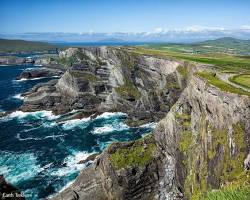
[15,76,59,82]
[139,122,157,129]
[7,110,59,120]
[13,93,25,100]
[61,117,91,130]
[51,151,93,177]
[95,112,127,120]
[16,133,66,141]
[24,67,36,70]
[93,122,129,135]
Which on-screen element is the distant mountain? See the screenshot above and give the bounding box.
[0,38,57,53]
[197,37,250,47]
[194,37,250,54]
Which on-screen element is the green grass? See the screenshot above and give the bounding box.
[205,186,250,200]
[196,71,250,96]
[177,63,189,78]
[131,47,250,72]
[0,38,57,52]
[115,79,141,99]
[144,37,250,55]
[229,74,250,89]
[110,138,156,169]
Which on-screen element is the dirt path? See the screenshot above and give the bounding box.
[217,73,250,93]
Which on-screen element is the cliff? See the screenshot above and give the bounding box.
[154,66,250,199]
[19,47,250,199]
[21,47,186,125]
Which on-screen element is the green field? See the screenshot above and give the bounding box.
[129,38,250,97]
[146,37,250,55]
[132,38,250,73]
[131,47,250,72]
[196,71,250,96]
[229,74,250,89]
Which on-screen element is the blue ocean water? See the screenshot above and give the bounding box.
[0,64,155,199]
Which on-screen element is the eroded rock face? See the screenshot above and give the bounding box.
[16,67,63,80]
[51,136,179,200]
[21,47,186,123]
[20,47,250,199]
[154,67,250,199]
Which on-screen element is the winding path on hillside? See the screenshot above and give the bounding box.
[217,73,250,93]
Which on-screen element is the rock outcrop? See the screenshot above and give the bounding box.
[153,66,250,199]
[18,47,250,199]
[16,67,64,80]
[52,136,182,200]
[21,47,186,124]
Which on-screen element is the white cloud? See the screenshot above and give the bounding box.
[184,25,225,32]
[153,27,164,33]
[241,25,250,30]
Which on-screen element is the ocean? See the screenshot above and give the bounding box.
[0,63,155,199]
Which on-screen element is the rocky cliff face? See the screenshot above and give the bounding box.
[21,47,186,125]
[154,66,250,199]
[19,47,249,199]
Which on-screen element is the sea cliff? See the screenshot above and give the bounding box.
[16,47,250,199]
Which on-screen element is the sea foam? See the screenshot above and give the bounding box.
[7,110,59,120]
[93,122,129,135]
[13,93,25,100]
[95,112,127,120]
[61,117,91,130]
[51,151,94,177]
[0,151,40,184]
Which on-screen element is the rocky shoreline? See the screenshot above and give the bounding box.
[9,46,250,199]
[19,47,186,126]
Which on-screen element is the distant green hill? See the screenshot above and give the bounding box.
[147,37,250,55]
[196,37,250,53]
[0,39,57,53]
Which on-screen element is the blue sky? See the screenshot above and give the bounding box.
[1,0,250,34]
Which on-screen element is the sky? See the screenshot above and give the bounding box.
[1,0,250,34]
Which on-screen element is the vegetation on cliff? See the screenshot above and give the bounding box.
[115,78,141,100]
[70,71,99,82]
[178,116,249,200]
[229,74,250,89]
[110,136,156,169]
[196,71,250,96]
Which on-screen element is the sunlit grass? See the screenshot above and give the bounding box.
[196,71,250,96]
[229,74,250,89]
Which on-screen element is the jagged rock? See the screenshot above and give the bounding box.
[153,66,250,199]
[16,67,63,80]
[51,136,175,200]
[18,46,250,200]
[20,47,185,123]
[77,153,100,164]
[244,153,250,170]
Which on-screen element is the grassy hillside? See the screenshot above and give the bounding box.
[0,39,57,53]
[145,37,250,55]
[131,46,250,72]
